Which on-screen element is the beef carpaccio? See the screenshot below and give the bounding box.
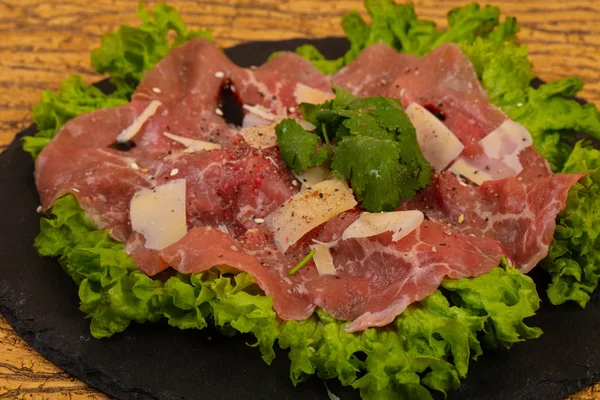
[35,38,582,332]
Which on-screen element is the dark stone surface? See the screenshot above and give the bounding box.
[0,37,598,400]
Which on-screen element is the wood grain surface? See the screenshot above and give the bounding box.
[1,0,599,398]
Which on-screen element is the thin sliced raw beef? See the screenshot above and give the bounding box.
[35,38,581,332]
[402,172,584,273]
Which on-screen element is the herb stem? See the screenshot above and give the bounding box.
[288,248,317,276]
[321,123,334,156]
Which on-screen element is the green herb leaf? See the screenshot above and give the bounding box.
[275,119,329,174]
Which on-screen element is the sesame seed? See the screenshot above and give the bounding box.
[140,168,149,173]
[517,102,523,107]
[517,177,524,181]
[131,162,140,170]
[292,180,298,187]
[288,106,297,113]
[170,168,179,177]
[152,87,162,93]
[215,108,224,116]
[36,206,42,214]
[457,214,465,224]
[72,188,80,193]
[254,218,265,224]
[215,71,225,78]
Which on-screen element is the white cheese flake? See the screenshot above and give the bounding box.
[405,103,464,171]
[296,166,330,189]
[341,210,424,242]
[117,100,162,142]
[293,83,335,105]
[130,179,187,250]
[267,179,357,253]
[309,243,337,276]
[448,158,494,185]
[243,104,277,121]
[163,132,222,152]
[240,122,278,149]
[170,168,179,177]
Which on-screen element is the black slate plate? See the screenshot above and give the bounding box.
[1,37,599,400]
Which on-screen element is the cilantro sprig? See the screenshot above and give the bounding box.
[275,88,432,212]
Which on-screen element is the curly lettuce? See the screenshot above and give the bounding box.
[543,142,600,306]
[35,195,541,399]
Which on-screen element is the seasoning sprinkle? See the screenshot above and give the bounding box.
[517,177,524,181]
[215,108,224,116]
[36,205,42,214]
[170,168,179,177]
[288,106,297,113]
[254,218,265,224]
[291,180,298,187]
[72,188,80,193]
[215,71,225,78]
[131,162,140,170]
[152,87,162,93]
[140,168,149,173]
[457,214,465,224]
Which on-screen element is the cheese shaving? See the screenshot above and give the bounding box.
[294,83,335,105]
[240,122,278,149]
[448,158,494,185]
[243,104,277,121]
[117,100,162,142]
[267,179,357,253]
[309,243,337,276]
[341,210,424,242]
[163,132,222,152]
[405,103,464,171]
[130,179,187,250]
[296,166,330,188]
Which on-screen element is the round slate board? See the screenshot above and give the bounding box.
[1,38,599,400]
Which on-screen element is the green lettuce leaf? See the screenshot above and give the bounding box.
[543,142,600,306]
[91,2,212,92]
[22,76,128,159]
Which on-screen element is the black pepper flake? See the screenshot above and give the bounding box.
[272,95,277,100]
[319,193,324,199]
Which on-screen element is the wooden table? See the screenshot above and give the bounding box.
[1,0,600,398]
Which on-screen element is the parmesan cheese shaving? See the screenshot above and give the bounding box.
[242,112,270,128]
[117,100,162,142]
[240,122,278,149]
[298,120,317,131]
[309,243,337,276]
[341,210,424,242]
[163,132,222,152]
[405,103,464,171]
[448,158,494,185]
[130,179,187,250]
[293,83,335,105]
[296,166,330,188]
[242,104,277,121]
[480,120,533,160]
[268,179,357,253]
